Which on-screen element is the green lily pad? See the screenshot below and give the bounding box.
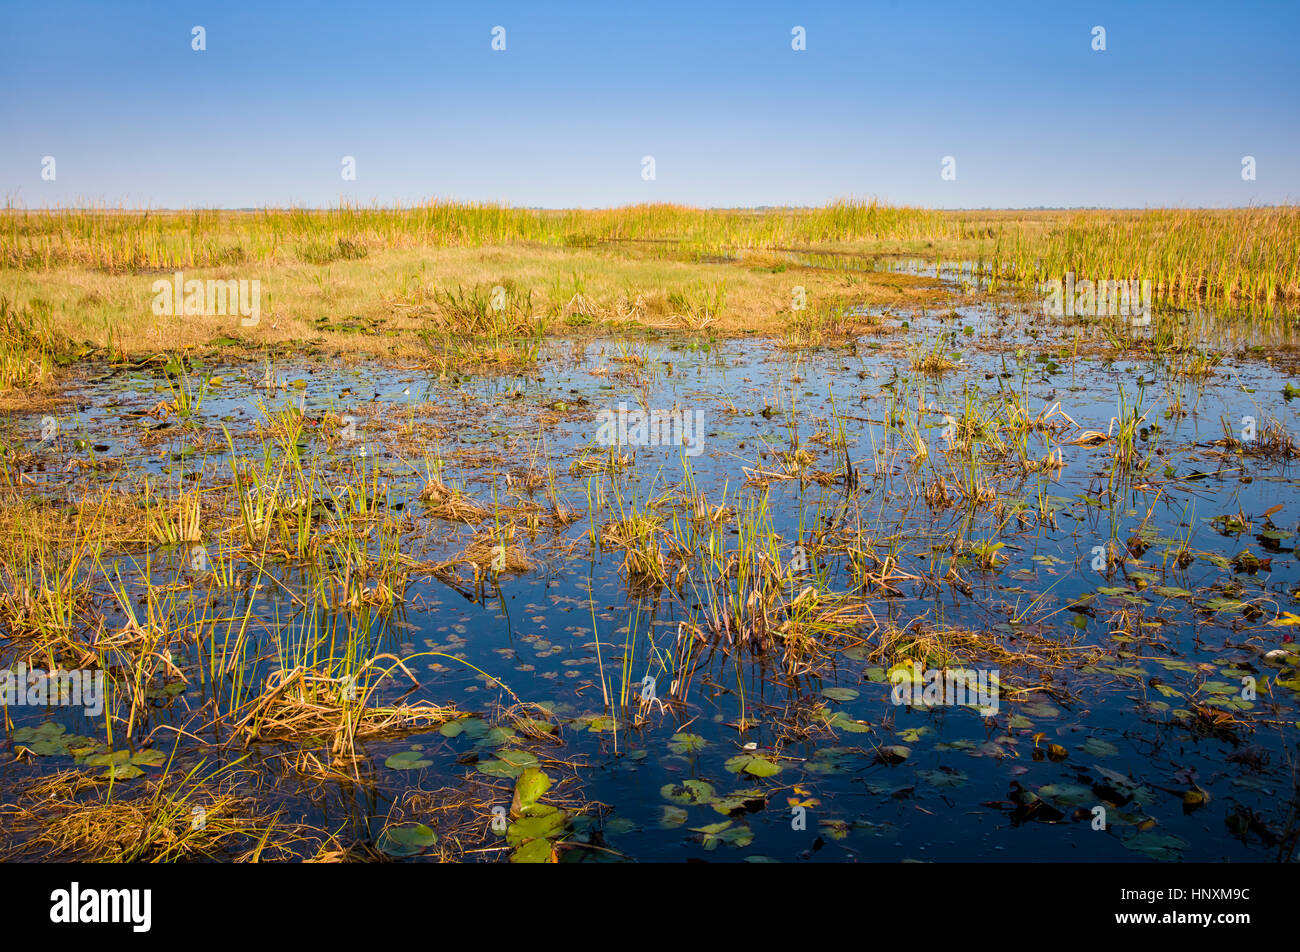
[710,788,764,815]
[82,749,131,767]
[474,726,519,748]
[441,716,489,739]
[690,819,754,850]
[507,809,568,845]
[667,732,707,755]
[476,749,539,778]
[131,749,167,767]
[1037,783,1095,807]
[724,753,782,777]
[660,779,715,805]
[828,711,872,733]
[509,836,554,863]
[1200,681,1238,695]
[13,722,66,745]
[512,767,552,814]
[385,750,433,770]
[377,823,437,856]
[822,687,859,702]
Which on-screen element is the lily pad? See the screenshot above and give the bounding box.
[660,805,689,827]
[509,836,555,863]
[875,745,911,764]
[385,750,432,770]
[507,808,568,845]
[377,823,437,857]
[476,748,539,778]
[822,687,859,702]
[1037,783,1095,807]
[667,732,708,755]
[690,819,754,851]
[1080,737,1119,757]
[512,767,552,814]
[828,711,872,733]
[917,768,968,788]
[710,788,765,815]
[660,779,715,805]
[1122,830,1188,860]
[724,753,782,777]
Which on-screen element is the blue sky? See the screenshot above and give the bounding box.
[1,0,1296,208]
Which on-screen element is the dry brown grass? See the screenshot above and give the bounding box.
[0,242,947,362]
[231,659,461,755]
[0,764,315,862]
[418,478,488,523]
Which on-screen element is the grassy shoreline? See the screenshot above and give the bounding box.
[1,200,1298,396]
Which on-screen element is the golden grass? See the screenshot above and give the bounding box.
[231,660,462,754]
[0,763,313,862]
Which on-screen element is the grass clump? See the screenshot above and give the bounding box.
[0,296,68,390]
[0,762,313,862]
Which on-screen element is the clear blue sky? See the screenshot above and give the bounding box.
[2,0,1296,209]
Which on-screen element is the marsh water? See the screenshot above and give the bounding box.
[5,291,1300,862]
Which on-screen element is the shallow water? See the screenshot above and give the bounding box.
[4,308,1300,862]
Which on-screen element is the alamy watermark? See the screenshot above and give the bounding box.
[50,883,150,932]
[151,271,261,327]
[595,402,705,457]
[1,664,105,716]
[1043,272,1150,325]
[890,662,999,716]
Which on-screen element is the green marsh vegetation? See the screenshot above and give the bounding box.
[2,200,1300,862]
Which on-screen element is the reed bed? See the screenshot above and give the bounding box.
[0,199,959,272]
[994,206,1300,308]
[8,201,1292,319]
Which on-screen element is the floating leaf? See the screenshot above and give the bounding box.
[1037,783,1094,807]
[377,823,437,857]
[1200,681,1238,695]
[667,732,707,755]
[1080,737,1119,757]
[821,687,859,702]
[805,747,855,775]
[507,809,568,845]
[828,711,872,733]
[917,768,968,788]
[509,837,554,863]
[385,750,432,770]
[1122,830,1188,860]
[660,805,688,828]
[512,767,552,815]
[474,726,519,748]
[875,745,910,764]
[724,753,782,777]
[690,819,754,850]
[660,779,715,805]
[711,788,764,815]
[476,749,539,778]
[898,726,934,743]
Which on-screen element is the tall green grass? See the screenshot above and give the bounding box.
[3,199,1296,308]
